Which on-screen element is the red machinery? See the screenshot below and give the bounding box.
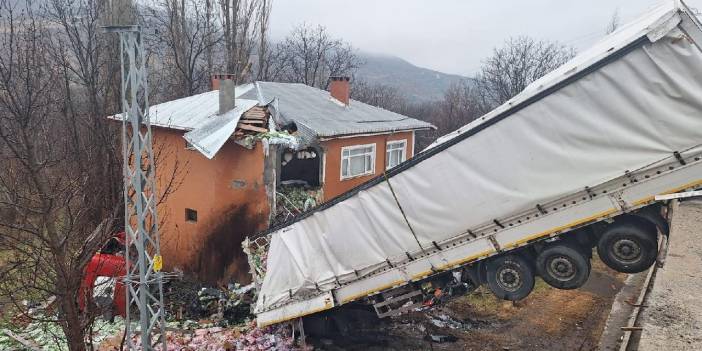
[79,232,127,318]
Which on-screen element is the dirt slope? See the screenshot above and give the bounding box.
[312,260,625,351]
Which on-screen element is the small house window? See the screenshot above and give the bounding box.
[386,140,407,170]
[341,143,376,180]
[185,208,197,222]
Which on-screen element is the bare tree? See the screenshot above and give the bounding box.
[606,8,621,34]
[256,38,287,82]
[106,0,137,26]
[0,1,183,350]
[145,0,222,98]
[474,36,575,109]
[0,2,119,350]
[219,0,260,82]
[407,80,483,149]
[141,0,270,97]
[43,0,132,222]
[255,0,272,80]
[350,79,481,150]
[205,0,216,77]
[274,23,363,88]
[351,79,408,112]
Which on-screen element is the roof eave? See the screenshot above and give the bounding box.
[318,126,435,141]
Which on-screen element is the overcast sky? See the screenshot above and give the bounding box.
[268,0,702,76]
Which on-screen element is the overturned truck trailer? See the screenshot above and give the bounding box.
[246,1,702,327]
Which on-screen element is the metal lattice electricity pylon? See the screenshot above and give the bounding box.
[104,25,167,350]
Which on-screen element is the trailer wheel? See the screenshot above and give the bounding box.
[597,221,657,273]
[485,254,535,301]
[536,243,591,290]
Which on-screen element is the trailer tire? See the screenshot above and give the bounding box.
[597,221,657,273]
[485,254,535,301]
[536,243,591,290]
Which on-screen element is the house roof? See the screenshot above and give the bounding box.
[110,80,433,158]
[239,81,434,138]
[108,83,262,159]
[135,80,433,138]
[429,0,693,149]
[133,83,257,131]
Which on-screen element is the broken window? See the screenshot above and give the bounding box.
[185,208,198,222]
[386,140,407,169]
[341,143,375,179]
[280,147,321,187]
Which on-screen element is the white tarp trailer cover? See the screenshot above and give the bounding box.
[254,1,702,318]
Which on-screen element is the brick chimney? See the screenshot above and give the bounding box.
[329,76,350,106]
[212,74,236,114]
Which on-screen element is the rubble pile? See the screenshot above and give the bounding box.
[163,278,255,326]
[98,321,304,351]
[274,185,323,225]
[246,242,269,284]
[0,279,307,350]
[195,283,254,325]
[244,185,323,289]
[162,278,203,321]
[0,314,126,351]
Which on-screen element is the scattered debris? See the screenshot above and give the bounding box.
[0,277,304,350]
[424,334,458,343]
[274,185,323,225]
[0,315,126,351]
[429,313,467,330]
[1,328,42,351]
[244,238,270,286]
[97,321,304,351]
[259,130,300,149]
[195,283,254,325]
[163,278,255,326]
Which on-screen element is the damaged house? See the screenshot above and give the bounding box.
[238,76,435,223]
[111,75,433,282]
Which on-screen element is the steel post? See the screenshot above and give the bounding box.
[104,25,166,351]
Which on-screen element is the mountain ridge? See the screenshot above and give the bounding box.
[355,52,470,102]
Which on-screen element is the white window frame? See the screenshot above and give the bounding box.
[386,139,407,170]
[340,143,376,180]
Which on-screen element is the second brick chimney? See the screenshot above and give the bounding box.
[212,73,236,114]
[329,76,350,106]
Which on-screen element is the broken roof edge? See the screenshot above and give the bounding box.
[183,99,259,159]
[427,0,689,150]
[106,113,194,132]
[107,83,258,131]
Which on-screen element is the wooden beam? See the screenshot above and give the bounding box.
[243,114,267,120]
[239,119,265,125]
[237,124,268,133]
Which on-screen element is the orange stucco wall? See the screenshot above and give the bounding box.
[153,128,270,283]
[321,131,415,201]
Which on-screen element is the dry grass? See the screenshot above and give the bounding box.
[456,277,550,318]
